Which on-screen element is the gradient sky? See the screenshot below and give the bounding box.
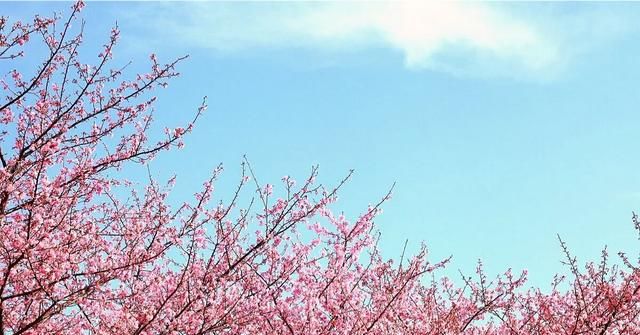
[6,1,640,289]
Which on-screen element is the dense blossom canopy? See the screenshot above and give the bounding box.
[1,2,639,334]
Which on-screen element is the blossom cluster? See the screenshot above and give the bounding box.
[0,2,639,334]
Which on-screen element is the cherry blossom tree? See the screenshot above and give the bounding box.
[1,2,639,334]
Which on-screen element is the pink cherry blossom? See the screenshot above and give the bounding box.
[0,2,639,334]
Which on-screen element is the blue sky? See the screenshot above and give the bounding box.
[6,1,640,288]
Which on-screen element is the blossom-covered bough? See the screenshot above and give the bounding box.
[1,2,639,334]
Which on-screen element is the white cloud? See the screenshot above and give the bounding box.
[297,2,559,72]
[118,2,630,79]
